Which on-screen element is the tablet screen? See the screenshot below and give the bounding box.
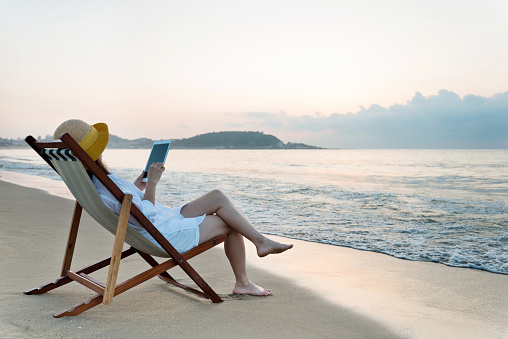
[142,140,171,181]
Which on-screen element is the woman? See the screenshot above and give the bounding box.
[54,119,293,296]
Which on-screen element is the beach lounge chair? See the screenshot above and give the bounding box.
[24,133,225,318]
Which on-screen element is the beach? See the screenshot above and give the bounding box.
[1,172,507,338]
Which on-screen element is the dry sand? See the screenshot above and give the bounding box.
[1,172,507,338]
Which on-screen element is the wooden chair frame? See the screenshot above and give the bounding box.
[24,133,225,317]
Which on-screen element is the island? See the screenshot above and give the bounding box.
[1,131,321,149]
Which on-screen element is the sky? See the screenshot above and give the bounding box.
[1,0,507,148]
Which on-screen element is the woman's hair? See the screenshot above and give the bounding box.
[87,156,111,178]
[96,156,111,174]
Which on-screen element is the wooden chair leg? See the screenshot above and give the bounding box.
[136,250,175,281]
[60,201,82,277]
[25,248,137,296]
[53,236,226,317]
[137,235,226,302]
[103,194,132,305]
[54,294,103,318]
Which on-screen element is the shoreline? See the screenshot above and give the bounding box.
[1,170,507,338]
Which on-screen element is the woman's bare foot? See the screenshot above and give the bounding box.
[233,281,271,296]
[257,238,293,257]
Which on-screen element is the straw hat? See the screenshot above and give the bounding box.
[53,119,109,161]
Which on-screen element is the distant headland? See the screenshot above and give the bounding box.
[1,131,321,149]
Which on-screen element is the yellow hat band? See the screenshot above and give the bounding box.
[79,126,99,151]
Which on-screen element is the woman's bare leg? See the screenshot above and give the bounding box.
[180,190,292,296]
[180,190,293,257]
[225,231,270,295]
[196,215,270,295]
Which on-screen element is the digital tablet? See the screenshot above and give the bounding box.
[142,140,172,182]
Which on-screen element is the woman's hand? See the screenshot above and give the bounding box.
[134,171,147,191]
[146,162,165,185]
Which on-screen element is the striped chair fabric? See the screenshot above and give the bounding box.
[41,149,169,257]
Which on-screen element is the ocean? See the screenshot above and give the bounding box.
[1,148,507,274]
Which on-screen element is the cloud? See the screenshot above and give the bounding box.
[231,90,508,148]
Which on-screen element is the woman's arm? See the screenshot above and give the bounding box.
[143,162,165,205]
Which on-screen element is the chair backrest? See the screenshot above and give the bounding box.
[42,148,170,258]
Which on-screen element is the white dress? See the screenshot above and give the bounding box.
[92,174,206,253]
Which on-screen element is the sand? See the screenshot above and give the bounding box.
[1,171,507,338]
